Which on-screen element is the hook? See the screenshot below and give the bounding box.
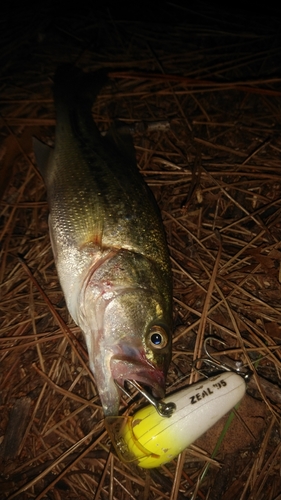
[203,337,231,371]
[202,337,252,381]
[114,380,177,418]
[192,337,230,376]
[127,380,176,418]
[115,379,176,418]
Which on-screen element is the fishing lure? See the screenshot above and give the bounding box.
[105,338,251,468]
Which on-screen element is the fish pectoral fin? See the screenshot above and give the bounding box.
[33,137,53,180]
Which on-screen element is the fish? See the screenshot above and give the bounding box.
[33,65,173,416]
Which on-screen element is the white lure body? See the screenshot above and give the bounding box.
[106,371,246,468]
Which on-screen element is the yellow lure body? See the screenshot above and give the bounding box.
[106,372,246,468]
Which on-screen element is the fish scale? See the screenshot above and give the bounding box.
[34,65,173,416]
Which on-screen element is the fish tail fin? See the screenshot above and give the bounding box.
[54,64,108,108]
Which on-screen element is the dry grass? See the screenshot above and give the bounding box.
[1,5,281,499]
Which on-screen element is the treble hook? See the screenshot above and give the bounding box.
[203,337,231,371]
[115,379,176,418]
[200,337,252,381]
[127,380,176,418]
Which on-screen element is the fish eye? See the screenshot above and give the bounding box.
[147,325,169,349]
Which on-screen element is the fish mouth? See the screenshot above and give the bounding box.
[110,356,166,400]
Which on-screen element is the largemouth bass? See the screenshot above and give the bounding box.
[34,65,172,416]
